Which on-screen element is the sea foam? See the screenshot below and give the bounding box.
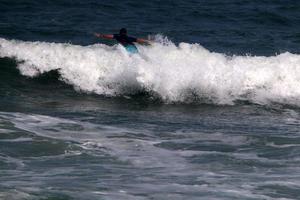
[1,37,300,105]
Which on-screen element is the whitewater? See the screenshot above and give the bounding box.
[1,37,300,105]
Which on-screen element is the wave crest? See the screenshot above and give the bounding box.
[1,37,300,105]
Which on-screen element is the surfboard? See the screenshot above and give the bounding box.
[125,45,138,54]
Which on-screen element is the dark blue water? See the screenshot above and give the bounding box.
[1,1,300,199]
[1,0,300,55]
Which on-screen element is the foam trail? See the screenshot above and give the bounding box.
[1,37,300,105]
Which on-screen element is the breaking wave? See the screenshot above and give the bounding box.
[1,36,300,105]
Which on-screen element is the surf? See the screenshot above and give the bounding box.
[1,36,300,106]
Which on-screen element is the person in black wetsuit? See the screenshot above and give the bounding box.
[94,28,149,50]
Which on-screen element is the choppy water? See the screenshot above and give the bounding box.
[1,0,300,199]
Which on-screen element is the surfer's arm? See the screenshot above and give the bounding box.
[94,33,114,40]
[136,38,151,45]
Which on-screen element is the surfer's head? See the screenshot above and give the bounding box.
[119,28,127,36]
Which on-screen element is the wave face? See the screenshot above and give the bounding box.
[1,37,300,105]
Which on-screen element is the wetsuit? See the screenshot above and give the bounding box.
[113,34,138,53]
[113,34,137,46]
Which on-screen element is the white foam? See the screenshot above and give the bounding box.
[1,37,300,105]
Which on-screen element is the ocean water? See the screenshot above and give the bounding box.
[1,0,300,199]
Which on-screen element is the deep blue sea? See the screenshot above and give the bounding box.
[1,0,300,199]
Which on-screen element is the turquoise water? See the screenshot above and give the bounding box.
[1,1,300,199]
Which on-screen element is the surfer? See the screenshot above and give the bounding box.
[94,28,149,53]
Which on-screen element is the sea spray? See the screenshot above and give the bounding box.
[1,37,300,105]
